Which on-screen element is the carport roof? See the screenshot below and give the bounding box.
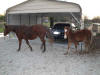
[6,0,82,14]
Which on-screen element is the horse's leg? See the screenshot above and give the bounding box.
[74,42,78,53]
[85,41,89,53]
[64,41,72,55]
[41,43,43,49]
[43,41,46,53]
[80,42,83,53]
[42,40,46,53]
[87,41,90,53]
[25,39,32,51]
[17,38,22,51]
[85,35,91,53]
[40,37,46,53]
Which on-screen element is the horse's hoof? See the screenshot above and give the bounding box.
[42,50,45,53]
[30,49,33,52]
[42,51,45,53]
[79,51,82,54]
[30,50,33,52]
[17,50,20,52]
[85,51,89,54]
[64,52,68,55]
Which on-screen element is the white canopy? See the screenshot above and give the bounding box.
[7,0,81,14]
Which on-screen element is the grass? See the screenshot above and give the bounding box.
[0,22,4,33]
[0,28,4,33]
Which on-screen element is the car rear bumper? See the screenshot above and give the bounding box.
[52,34,64,40]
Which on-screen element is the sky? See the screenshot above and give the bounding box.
[0,0,100,19]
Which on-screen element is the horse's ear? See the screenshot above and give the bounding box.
[64,26,68,29]
[64,26,67,28]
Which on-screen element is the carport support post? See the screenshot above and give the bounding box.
[19,14,21,25]
[50,17,54,28]
[29,14,31,25]
[6,14,9,24]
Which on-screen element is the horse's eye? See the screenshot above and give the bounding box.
[65,29,67,32]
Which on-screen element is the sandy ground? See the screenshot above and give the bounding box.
[0,33,100,75]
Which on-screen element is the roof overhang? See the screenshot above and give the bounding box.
[6,0,82,15]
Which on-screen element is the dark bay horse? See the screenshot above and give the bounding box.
[4,24,54,52]
[64,26,92,54]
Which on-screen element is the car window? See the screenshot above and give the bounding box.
[53,23,70,29]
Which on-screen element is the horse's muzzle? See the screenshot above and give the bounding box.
[64,34,67,39]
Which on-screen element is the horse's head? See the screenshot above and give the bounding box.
[4,25,10,36]
[64,26,70,39]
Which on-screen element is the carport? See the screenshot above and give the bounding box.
[6,0,82,28]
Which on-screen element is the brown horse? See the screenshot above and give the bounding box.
[64,26,92,54]
[4,24,54,52]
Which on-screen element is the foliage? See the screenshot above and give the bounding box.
[84,16,100,26]
[92,16,100,23]
[0,28,4,33]
[96,33,100,37]
[0,15,5,33]
[0,22,4,33]
[84,16,92,25]
[0,15,5,22]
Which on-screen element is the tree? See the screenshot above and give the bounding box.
[84,16,91,25]
[0,15,5,22]
[92,16,100,23]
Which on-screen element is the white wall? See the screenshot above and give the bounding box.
[7,14,41,25]
[8,14,20,25]
[20,14,29,25]
[30,14,37,25]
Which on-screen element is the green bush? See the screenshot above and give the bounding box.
[0,28,4,33]
[0,22,4,33]
[0,15,4,22]
[96,33,100,36]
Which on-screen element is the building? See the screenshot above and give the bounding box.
[6,0,82,27]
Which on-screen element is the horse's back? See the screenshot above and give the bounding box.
[75,29,91,36]
[32,24,49,34]
[82,29,92,37]
[74,29,92,41]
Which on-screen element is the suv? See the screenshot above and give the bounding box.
[51,22,71,40]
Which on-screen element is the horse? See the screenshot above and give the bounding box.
[4,24,54,52]
[64,26,92,54]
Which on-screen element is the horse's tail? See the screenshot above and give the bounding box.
[85,25,93,46]
[45,27,54,45]
[88,30,93,50]
[87,24,94,45]
[90,32,93,45]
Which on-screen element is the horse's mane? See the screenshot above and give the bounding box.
[7,25,20,31]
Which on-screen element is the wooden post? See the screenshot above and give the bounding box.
[50,17,54,28]
[19,14,21,25]
[29,14,30,25]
